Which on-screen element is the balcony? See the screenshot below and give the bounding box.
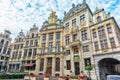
[73,55,80,60]
[70,40,80,47]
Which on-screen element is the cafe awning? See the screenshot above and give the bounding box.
[24,63,34,67]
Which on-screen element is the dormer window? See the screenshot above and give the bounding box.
[65,22,69,29]
[72,18,76,26]
[80,14,85,23]
[97,16,101,23]
[32,33,34,38]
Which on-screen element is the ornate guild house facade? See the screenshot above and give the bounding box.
[0,0,120,80]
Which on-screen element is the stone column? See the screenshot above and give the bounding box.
[46,33,49,53]
[35,58,40,74]
[44,57,47,74]
[95,60,100,80]
[60,56,63,76]
[52,57,55,76]
[53,32,56,52]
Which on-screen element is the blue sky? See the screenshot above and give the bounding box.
[0,0,120,40]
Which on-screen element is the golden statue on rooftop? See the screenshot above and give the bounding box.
[50,11,56,15]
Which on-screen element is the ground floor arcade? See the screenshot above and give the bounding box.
[94,51,120,80]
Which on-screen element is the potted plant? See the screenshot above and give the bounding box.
[46,65,52,69]
[78,71,87,80]
[46,65,52,76]
[20,65,25,72]
[85,66,93,80]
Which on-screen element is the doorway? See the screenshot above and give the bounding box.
[74,62,80,75]
[98,58,120,80]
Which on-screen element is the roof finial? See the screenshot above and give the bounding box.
[50,11,56,15]
[83,0,86,4]
[72,3,75,8]
[96,6,99,11]
[21,29,23,32]
[33,23,36,27]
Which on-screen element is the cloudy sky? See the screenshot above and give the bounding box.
[0,0,120,40]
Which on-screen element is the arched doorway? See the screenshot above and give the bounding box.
[98,58,120,80]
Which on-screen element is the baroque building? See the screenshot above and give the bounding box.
[8,30,25,71]
[8,25,39,73]
[63,0,96,79]
[0,30,12,71]
[22,25,39,73]
[36,11,64,76]
[2,0,120,80]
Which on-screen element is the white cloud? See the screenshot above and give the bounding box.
[0,0,120,41]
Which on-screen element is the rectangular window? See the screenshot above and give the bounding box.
[47,57,52,65]
[110,38,116,48]
[65,22,69,29]
[66,50,70,55]
[15,51,18,58]
[26,41,29,46]
[73,46,78,54]
[21,44,23,49]
[72,18,76,26]
[7,49,11,55]
[107,23,112,33]
[30,40,33,46]
[73,34,77,41]
[100,39,108,50]
[32,33,34,38]
[28,49,32,57]
[18,51,22,59]
[42,34,46,41]
[83,45,89,52]
[81,30,87,40]
[24,49,28,57]
[98,26,105,36]
[66,60,71,70]
[48,42,53,53]
[42,43,45,53]
[56,32,60,39]
[3,47,7,54]
[49,33,53,40]
[40,59,44,71]
[94,41,99,51]
[56,41,60,52]
[34,40,38,46]
[33,48,37,56]
[92,29,97,38]
[84,58,91,67]
[65,36,70,45]
[80,14,85,23]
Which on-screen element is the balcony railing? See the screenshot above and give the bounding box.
[70,40,80,47]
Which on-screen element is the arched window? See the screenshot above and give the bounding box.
[97,16,101,22]
[55,58,60,71]
[5,41,9,46]
[32,33,34,38]
[1,39,4,45]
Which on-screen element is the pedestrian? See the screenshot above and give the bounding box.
[65,75,70,80]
